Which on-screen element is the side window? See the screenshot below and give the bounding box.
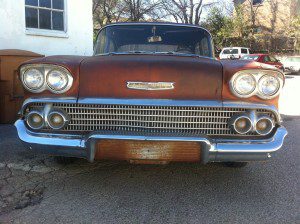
[241,48,248,54]
[95,29,116,54]
[95,29,107,54]
[25,0,65,31]
[269,56,278,62]
[263,56,271,62]
[195,37,210,57]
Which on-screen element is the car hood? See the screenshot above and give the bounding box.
[78,55,223,100]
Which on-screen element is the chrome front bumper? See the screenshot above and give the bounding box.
[15,119,287,163]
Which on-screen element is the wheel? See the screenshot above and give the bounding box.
[55,156,77,165]
[222,162,248,168]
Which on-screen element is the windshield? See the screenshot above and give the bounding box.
[94,24,213,58]
[241,55,259,61]
[222,49,239,54]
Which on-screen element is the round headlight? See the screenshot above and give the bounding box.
[258,75,280,97]
[26,111,44,130]
[233,74,256,96]
[47,111,68,130]
[23,69,44,91]
[46,70,69,93]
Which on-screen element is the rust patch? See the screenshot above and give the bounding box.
[95,140,201,163]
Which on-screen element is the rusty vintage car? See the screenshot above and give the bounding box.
[15,23,287,167]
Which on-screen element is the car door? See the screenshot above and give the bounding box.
[262,55,272,65]
[268,56,278,66]
[241,48,248,57]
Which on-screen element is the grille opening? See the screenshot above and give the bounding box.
[25,103,276,137]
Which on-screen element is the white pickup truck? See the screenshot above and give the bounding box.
[219,47,250,60]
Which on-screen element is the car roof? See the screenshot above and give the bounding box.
[101,22,212,37]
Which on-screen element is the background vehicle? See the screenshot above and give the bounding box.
[241,54,284,71]
[282,56,300,75]
[219,47,250,60]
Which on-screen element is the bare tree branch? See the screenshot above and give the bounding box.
[162,0,205,25]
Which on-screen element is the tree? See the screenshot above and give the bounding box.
[288,15,300,53]
[93,0,125,28]
[202,8,228,44]
[122,0,162,22]
[162,0,215,25]
[231,4,251,38]
[93,0,163,29]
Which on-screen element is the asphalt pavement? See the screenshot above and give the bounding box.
[0,75,299,224]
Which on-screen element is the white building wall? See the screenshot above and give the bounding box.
[0,0,93,56]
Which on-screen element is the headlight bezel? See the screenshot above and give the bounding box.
[232,73,256,96]
[22,68,45,93]
[257,75,281,98]
[230,69,284,100]
[46,68,73,94]
[20,64,73,94]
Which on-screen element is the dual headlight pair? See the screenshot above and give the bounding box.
[20,64,73,94]
[230,70,284,99]
[26,109,69,130]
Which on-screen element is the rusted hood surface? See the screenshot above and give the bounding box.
[79,55,223,100]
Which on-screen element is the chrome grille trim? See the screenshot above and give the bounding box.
[25,102,277,137]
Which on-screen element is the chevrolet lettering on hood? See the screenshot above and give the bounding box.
[15,22,287,168]
[127,82,175,90]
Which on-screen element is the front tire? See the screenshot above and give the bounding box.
[222,162,248,168]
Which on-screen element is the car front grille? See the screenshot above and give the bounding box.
[25,103,276,137]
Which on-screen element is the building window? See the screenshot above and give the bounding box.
[252,0,264,5]
[25,0,65,31]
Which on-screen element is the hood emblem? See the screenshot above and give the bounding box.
[127,82,175,90]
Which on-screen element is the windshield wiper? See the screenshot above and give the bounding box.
[154,51,176,55]
[126,51,153,54]
[96,51,152,56]
[154,51,198,57]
